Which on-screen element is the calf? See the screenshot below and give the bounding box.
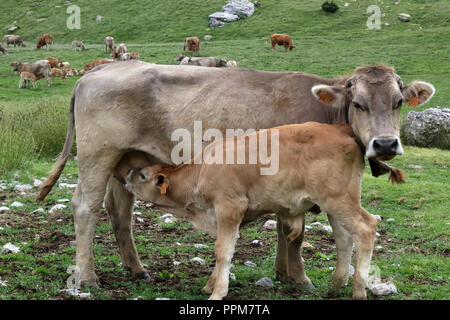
[183,36,200,53]
[111,43,127,59]
[36,33,53,50]
[63,67,79,77]
[19,71,38,88]
[51,68,67,83]
[271,33,295,51]
[5,35,26,47]
[84,59,113,71]
[177,55,228,67]
[11,61,51,87]
[72,40,86,51]
[122,122,384,300]
[130,51,140,60]
[0,44,7,55]
[45,56,62,68]
[104,36,115,53]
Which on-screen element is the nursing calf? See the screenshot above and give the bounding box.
[123,122,377,300]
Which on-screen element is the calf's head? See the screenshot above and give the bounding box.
[312,65,435,160]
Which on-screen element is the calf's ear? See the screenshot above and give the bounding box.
[153,173,169,195]
[402,81,435,107]
[311,84,348,108]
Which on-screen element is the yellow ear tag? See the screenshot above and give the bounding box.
[160,182,168,195]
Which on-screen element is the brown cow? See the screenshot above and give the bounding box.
[19,71,38,89]
[84,59,113,71]
[271,33,295,51]
[183,36,200,53]
[37,63,434,293]
[51,68,67,83]
[11,60,51,87]
[130,52,140,60]
[45,57,62,68]
[122,122,383,299]
[37,33,53,50]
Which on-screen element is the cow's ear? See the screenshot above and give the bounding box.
[311,84,348,108]
[153,173,169,195]
[402,81,435,107]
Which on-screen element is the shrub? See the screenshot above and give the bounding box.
[321,1,339,13]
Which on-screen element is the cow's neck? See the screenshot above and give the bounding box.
[164,163,202,207]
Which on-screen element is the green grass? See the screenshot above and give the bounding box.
[0,0,449,300]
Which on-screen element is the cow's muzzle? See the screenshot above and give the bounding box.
[366,137,404,160]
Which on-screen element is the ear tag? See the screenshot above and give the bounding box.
[160,182,168,195]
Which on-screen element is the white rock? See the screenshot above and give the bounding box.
[310,222,323,227]
[204,35,212,41]
[49,204,66,213]
[60,288,91,298]
[176,242,182,246]
[57,199,70,203]
[31,208,45,214]
[372,214,382,221]
[33,179,42,187]
[375,245,384,249]
[136,217,144,223]
[255,277,273,288]
[0,207,10,212]
[133,211,142,215]
[387,218,395,222]
[263,219,277,230]
[369,282,398,296]
[173,261,181,266]
[222,0,255,17]
[208,12,240,22]
[164,218,174,224]
[398,13,411,22]
[244,261,257,268]
[344,2,349,6]
[0,277,7,287]
[251,239,260,245]
[191,257,205,265]
[56,219,63,222]
[376,232,380,237]
[160,213,174,219]
[229,272,236,280]
[59,183,77,189]
[305,225,312,231]
[10,201,24,207]
[329,267,335,270]
[194,243,207,249]
[322,225,333,232]
[349,265,355,276]
[2,242,20,254]
[15,184,33,193]
[0,227,3,231]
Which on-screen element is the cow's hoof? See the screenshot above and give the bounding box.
[275,271,290,283]
[298,281,315,293]
[133,271,151,282]
[80,278,100,289]
[202,285,214,294]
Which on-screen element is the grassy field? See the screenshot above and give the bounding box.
[0,0,449,300]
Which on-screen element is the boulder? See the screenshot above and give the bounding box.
[209,11,240,22]
[7,26,18,32]
[222,0,255,17]
[369,281,398,296]
[209,18,225,28]
[255,277,274,288]
[398,13,411,22]
[401,108,450,150]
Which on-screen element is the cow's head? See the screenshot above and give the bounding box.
[312,65,435,160]
[289,45,295,51]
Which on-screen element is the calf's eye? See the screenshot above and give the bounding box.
[395,99,403,109]
[353,102,362,110]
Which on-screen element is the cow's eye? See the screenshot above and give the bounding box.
[353,102,363,110]
[395,99,403,109]
[140,173,146,181]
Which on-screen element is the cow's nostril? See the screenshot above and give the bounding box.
[373,138,398,155]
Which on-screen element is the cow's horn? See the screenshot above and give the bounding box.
[344,77,354,88]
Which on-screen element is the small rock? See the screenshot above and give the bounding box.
[26,10,34,15]
[409,165,423,170]
[372,214,382,221]
[376,232,380,237]
[2,242,20,254]
[229,273,236,280]
[59,183,77,189]
[155,297,170,300]
[133,211,142,216]
[14,184,33,193]
[204,35,212,41]
[70,240,77,248]
[136,217,144,223]
[164,218,174,224]
[0,207,10,212]
[49,204,67,214]
[8,26,19,32]
[398,13,411,22]
[133,296,144,300]
[255,277,274,288]
[33,179,42,187]
[322,225,333,232]
[160,213,174,219]
[60,288,90,298]
[263,219,277,230]
[194,243,207,249]
[244,261,257,268]
[329,267,335,270]
[173,261,181,266]
[29,2,40,7]
[251,239,260,245]
[344,2,349,7]
[375,245,384,249]
[191,257,205,265]
[349,265,355,276]
[209,18,225,28]
[10,201,24,207]
[369,281,398,296]
[398,197,407,204]
[384,23,390,27]
[209,12,240,22]
[56,219,63,222]
[95,15,102,22]
[387,218,395,222]
[57,199,70,203]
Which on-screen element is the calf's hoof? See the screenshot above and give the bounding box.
[132,271,151,282]
[297,281,315,293]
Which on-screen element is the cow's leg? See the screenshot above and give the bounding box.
[326,205,377,299]
[274,216,289,281]
[202,264,218,294]
[208,200,246,300]
[72,153,120,287]
[104,176,150,281]
[328,214,353,292]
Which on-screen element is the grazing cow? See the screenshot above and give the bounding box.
[5,35,26,47]
[72,40,86,51]
[183,36,200,53]
[36,33,53,50]
[104,36,115,53]
[45,56,62,68]
[37,63,434,297]
[0,44,7,55]
[130,52,140,60]
[51,68,67,83]
[111,43,127,59]
[120,52,131,61]
[271,33,295,51]
[11,61,51,87]
[19,71,38,89]
[177,55,228,67]
[226,60,237,68]
[2,35,13,44]
[84,59,113,71]
[122,122,381,299]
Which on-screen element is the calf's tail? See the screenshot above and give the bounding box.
[36,92,76,201]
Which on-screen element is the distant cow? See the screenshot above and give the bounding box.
[5,35,26,47]
[183,36,200,53]
[84,59,113,71]
[51,68,67,83]
[11,61,51,87]
[72,40,86,51]
[270,33,295,51]
[130,51,140,60]
[45,56,62,68]
[19,71,38,89]
[0,44,7,55]
[111,43,127,59]
[37,33,53,50]
[177,55,227,67]
[104,36,115,53]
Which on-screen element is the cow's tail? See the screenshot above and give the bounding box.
[373,159,406,184]
[36,92,76,201]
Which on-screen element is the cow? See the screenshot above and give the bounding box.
[4,35,26,47]
[11,61,51,87]
[121,122,383,299]
[183,36,200,53]
[0,44,7,55]
[104,36,114,53]
[37,33,53,50]
[19,71,38,89]
[72,40,86,51]
[120,52,131,61]
[51,68,67,83]
[63,67,79,77]
[130,52,140,60]
[111,43,127,59]
[177,55,228,67]
[45,56,62,68]
[83,59,113,71]
[37,63,435,297]
[2,35,13,44]
[271,33,295,51]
